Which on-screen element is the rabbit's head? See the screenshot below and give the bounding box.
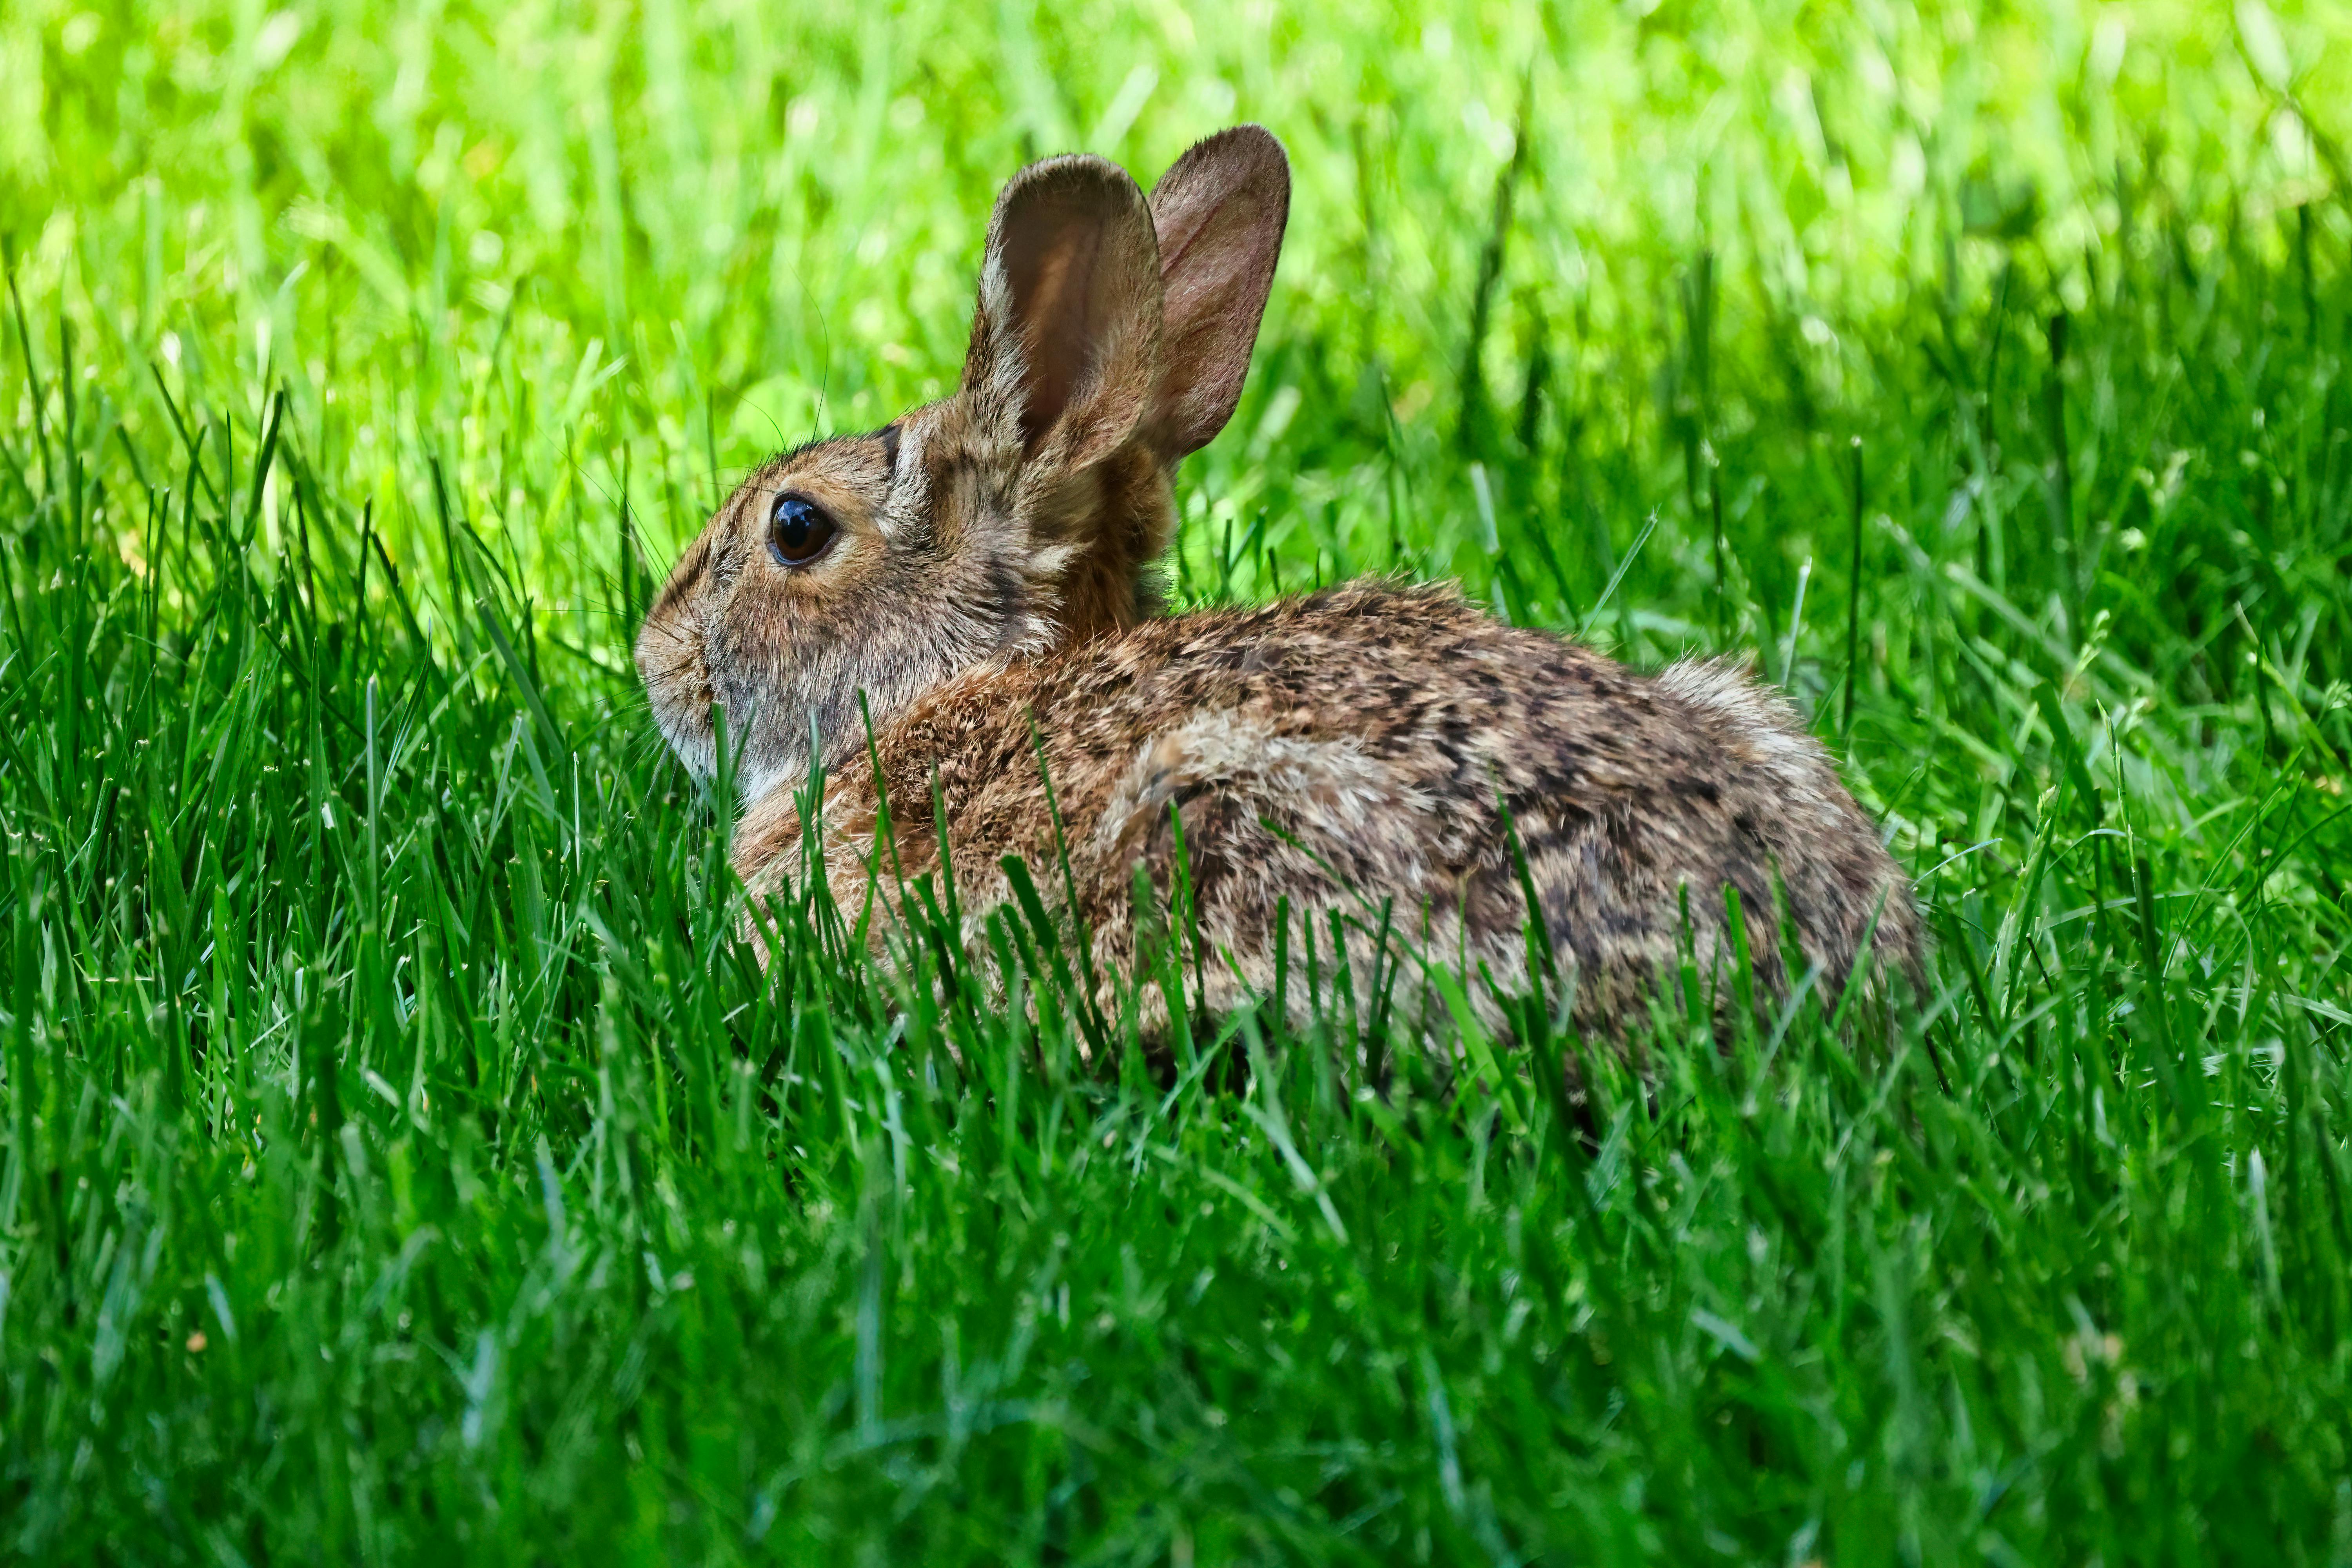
[638,126,1290,802]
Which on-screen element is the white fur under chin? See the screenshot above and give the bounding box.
[655,702,720,786]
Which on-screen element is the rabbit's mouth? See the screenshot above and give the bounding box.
[635,613,721,782]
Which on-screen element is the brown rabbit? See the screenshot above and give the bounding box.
[637,125,1924,1052]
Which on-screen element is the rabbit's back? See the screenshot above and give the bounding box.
[744,580,1921,1040]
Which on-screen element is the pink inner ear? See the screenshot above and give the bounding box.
[974,156,1162,474]
[1003,212,1102,454]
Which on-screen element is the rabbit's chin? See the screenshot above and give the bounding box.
[641,668,720,781]
[656,702,813,808]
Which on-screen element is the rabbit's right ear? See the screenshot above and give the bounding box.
[962,156,1164,477]
[1143,125,1291,461]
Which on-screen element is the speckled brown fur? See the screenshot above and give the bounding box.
[641,127,1922,1059]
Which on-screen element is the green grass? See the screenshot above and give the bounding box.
[6,0,2352,1560]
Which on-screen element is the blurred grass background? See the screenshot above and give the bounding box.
[9,0,2341,654]
[5,0,2352,1561]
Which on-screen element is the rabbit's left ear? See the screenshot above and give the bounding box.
[963,155,1165,476]
[1143,125,1291,461]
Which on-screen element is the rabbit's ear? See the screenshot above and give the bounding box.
[1143,125,1290,461]
[962,155,1164,475]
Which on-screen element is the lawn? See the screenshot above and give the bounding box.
[5,0,2352,1560]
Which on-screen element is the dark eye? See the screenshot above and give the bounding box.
[767,492,838,568]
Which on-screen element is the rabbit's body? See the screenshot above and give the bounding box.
[640,127,1922,1047]
[732,579,1920,1040]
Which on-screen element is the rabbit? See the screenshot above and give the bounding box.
[636,124,1925,1056]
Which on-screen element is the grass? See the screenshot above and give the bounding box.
[5,0,2352,1560]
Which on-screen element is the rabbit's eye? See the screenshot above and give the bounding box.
[768,493,838,568]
